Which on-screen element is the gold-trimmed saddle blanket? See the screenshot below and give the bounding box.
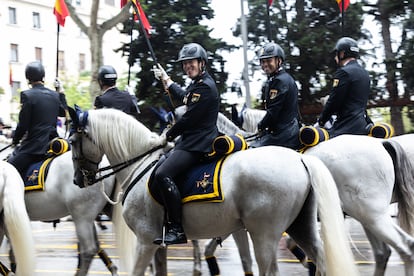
[148,155,229,205]
[24,157,54,192]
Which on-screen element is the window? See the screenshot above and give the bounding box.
[10,44,18,62]
[8,7,17,24]
[35,47,42,62]
[79,53,86,71]
[11,82,21,98]
[105,0,115,6]
[58,51,65,71]
[33,12,41,29]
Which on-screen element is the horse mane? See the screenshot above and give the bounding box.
[241,108,266,133]
[87,109,162,161]
[217,112,251,137]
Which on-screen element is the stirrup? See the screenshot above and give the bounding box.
[153,225,168,248]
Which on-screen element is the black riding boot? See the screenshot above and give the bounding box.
[153,177,187,245]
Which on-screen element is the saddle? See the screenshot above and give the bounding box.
[147,134,247,205]
[24,138,70,192]
[299,122,395,152]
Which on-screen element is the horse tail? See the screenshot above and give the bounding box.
[382,140,414,235]
[301,155,358,276]
[1,162,36,275]
[111,179,136,274]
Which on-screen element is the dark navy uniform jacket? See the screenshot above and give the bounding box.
[319,60,371,138]
[12,83,66,155]
[166,72,219,153]
[94,87,139,119]
[252,68,301,150]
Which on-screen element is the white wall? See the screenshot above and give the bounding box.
[0,0,130,124]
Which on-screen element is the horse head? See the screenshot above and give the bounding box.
[68,106,103,188]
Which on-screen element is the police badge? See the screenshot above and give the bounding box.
[269,89,278,100]
[191,93,201,103]
[333,79,339,87]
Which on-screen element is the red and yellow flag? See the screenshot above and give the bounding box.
[120,0,128,8]
[336,0,350,12]
[54,0,70,26]
[131,0,152,36]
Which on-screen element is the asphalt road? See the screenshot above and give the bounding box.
[0,216,405,275]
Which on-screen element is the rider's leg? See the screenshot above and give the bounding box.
[153,176,187,245]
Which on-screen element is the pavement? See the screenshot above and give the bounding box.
[0,216,406,275]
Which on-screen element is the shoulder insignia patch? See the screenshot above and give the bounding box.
[333,79,339,87]
[269,89,278,100]
[191,93,201,103]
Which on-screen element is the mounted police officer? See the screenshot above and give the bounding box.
[251,42,301,150]
[317,37,372,137]
[151,43,220,245]
[8,61,66,179]
[94,65,139,119]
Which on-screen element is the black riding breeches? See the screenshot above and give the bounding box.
[154,149,202,185]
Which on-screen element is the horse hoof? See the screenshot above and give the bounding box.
[109,264,118,276]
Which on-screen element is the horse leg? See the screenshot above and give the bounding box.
[286,193,325,275]
[152,247,167,276]
[204,238,221,276]
[232,230,254,275]
[361,215,414,276]
[131,244,159,276]
[247,230,280,276]
[0,260,13,276]
[73,221,100,276]
[191,240,202,276]
[98,248,119,276]
[362,226,391,276]
[8,248,15,274]
[285,234,316,276]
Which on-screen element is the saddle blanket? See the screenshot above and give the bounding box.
[148,156,229,205]
[24,157,53,192]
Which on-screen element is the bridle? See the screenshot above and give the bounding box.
[72,127,164,185]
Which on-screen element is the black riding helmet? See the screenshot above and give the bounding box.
[25,61,45,83]
[176,43,208,63]
[98,65,117,86]
[258,42,285,61]
[333,37,359,60]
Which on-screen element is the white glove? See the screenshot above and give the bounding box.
[54,78,62,92]
[152,64,169,81]
[159,132,167,146]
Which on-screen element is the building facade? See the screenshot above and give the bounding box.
[0,0,130,125]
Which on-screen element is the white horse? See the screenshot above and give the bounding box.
[67,107,358,276]
[0,145,119,276]
[226,107,414,276]
[0,161,35,276]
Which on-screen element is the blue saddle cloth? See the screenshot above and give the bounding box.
[148,156,229,205]
[24,158,53,192]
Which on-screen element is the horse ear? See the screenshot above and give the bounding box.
[68,106,79,127]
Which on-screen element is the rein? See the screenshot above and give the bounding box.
[92,144,165,184]
[121,159,159,205]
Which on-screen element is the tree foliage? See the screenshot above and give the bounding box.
[116,0,235,130]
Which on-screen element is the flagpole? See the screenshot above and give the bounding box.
[56,23,60,79]
[131,3,157,64]
[127,14,134,86]
[266,0,272,41]
[341,0,344,35]
[241,0,251,108]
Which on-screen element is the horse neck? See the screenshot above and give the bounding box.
[108,148,164,193]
